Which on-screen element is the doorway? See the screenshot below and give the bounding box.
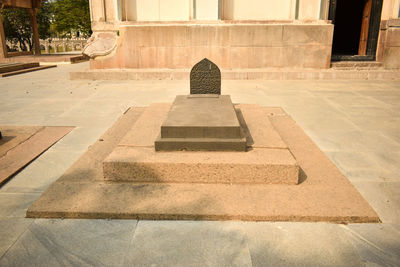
[329,0,383,61]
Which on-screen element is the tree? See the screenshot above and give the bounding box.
[53,0,91,37]
[1,2,53,51]
[1,8,32,51]
[37,1,54,40]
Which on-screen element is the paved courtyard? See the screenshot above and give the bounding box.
[0,62,399,266]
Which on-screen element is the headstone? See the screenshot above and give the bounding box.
[155,60,246,151]
[190,58,221,95]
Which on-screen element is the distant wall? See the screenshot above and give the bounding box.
[90,23,334,69]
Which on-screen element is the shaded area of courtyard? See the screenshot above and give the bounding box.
[0,62,399,265]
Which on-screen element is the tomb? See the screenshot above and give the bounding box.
[155,59,246,151]
[26,58,380,222]
[103,59,299,184]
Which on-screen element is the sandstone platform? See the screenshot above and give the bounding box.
[104,102,298,184]
[26,105,380,223]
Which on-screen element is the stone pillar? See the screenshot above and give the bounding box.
[28,8,41,55]
[53,44,58,53]
[0,13,8,59]
[44,42,49,53]
[62,42,67,52]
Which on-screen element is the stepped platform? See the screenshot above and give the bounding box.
[27,104,379,223]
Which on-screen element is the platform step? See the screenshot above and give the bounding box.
[331,61,383,70]
[1,65,57,77]
[70,68,400,80]
[155,136,247,151]
[0,62,39,74]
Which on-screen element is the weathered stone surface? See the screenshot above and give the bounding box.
[161,95,241,139]
[155,95,246,151]
[190,58,221,95]
[26,105,379,222]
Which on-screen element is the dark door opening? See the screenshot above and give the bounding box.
[329,0,383,61]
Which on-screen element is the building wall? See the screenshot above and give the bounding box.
[195,0,219,20]
[379,0,400,68]
[90,22,333,69]
[86,0,400,70]
[125,0,190,21]
[222,0,293,20]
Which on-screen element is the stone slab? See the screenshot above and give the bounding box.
[119,104,171,147]
[0,219,137,266]
[26,106,380,223]
[154,136,247,152]
[0,126,74,187]
[236,104,287,148]
[190,58,221,95]
[69,68,400,81]
[0,65,57,77]
[0,62,39,74]
[104,146,298,184]
[160,95,241,139]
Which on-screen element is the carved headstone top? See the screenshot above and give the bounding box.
[190,58,221,95]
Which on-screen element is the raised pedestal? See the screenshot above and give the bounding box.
[155,95,247,151]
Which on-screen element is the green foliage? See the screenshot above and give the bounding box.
[1,0,91,51]
[37,1,53,39]
[53,0,91,37]
[1,8,32,51]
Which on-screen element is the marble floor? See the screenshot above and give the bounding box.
[0,62,399,266]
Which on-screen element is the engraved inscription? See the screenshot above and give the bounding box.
[190,58,221,95]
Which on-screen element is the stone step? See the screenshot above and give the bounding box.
[103,146,299,184]
[0,62,39,74]
[70,68,400,80]
[0,65,57,77]
[154,136,247,151]
[331,61,383,70]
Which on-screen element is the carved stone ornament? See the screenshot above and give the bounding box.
[190,58,221,95]
[82,32,117,59]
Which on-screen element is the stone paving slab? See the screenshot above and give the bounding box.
[27,106,379,223]
[0,219,137,266]
[123,221,252,266]
[0,126,74,187]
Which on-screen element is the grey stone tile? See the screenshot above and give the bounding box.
[310,130,400,153]
[351,181,400,224]
[49,126,107,151]
[349,116,400,132]
[344,224,400,266]
[326,95,386,108]
[124,220,252,266]
[0,218,33,258]
[0,219,138,267]
[342,169,395,183]
[243,222,364,266]
[0,193,40,218]
[325,151,383,172]
[1,148,83,193]
[382,128,400,144]
[367,151,400,175]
